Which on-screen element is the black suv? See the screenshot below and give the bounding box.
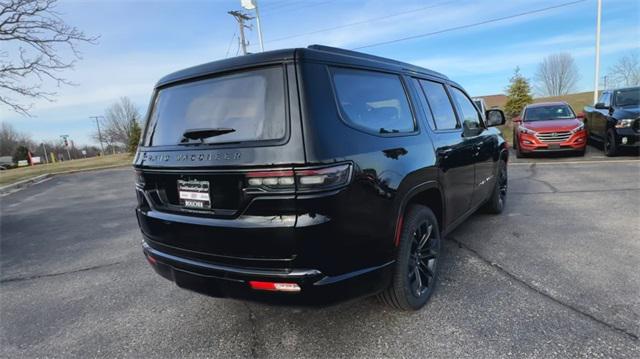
[134,45,508,310]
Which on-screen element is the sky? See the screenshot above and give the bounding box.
[2,0,639,146]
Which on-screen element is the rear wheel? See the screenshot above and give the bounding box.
[379,205,440,311]
[604,129,618,157]
[484,160,507,214]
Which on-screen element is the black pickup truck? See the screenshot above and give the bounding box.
[584,87,640,156]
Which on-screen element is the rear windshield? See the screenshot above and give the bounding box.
[524,104,575,122]
[144,66,286,146]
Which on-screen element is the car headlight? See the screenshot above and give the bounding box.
[518,125,536,135]
[570,123,585,134]
[615,119,634,128]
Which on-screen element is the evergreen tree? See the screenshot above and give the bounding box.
[12,145,29,163]
[504,67,533,119]
[128,118,142,154]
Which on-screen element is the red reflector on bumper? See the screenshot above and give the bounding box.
[145,254,157,265]
[249,281,301,292]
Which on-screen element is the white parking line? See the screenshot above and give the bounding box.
[510,159,640,165]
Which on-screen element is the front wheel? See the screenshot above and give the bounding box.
[378,205,441,311]
[604,129,619,157]
[484,160,507,214]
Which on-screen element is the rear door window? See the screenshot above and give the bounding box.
[144,66,286,146]
[417,80,459,130]
[331,67,415,134]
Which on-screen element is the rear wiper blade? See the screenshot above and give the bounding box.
[181,128,235,142]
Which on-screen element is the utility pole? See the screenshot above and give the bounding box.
[241,0,264,52]
[42,142,49,164]
[228,10,253,55]
[90,115,105,155]
[60,135,71,161]
[593,0,602,103]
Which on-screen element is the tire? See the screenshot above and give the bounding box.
[577,148,586,156]
[484,160,507,214]
[378,205,441,311]
[604,129,618,157]
[513,133,524,158]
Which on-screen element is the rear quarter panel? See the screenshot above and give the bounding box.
[297,60,438,263]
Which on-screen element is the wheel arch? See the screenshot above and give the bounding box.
[393,181,444,247]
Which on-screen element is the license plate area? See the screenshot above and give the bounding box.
[177,179,211,209]
[548,144,561,149]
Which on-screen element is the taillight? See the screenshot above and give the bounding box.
[245,163,352,193]
[295,164,351,192]
[249,281,301,292]
[246,170,295,191]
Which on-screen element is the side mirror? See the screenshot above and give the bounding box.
[485,109,506,127]
[576,112,585,119]
[512,116,522,123]
[595,102,608,109]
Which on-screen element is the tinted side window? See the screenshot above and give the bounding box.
[332,68,415,134]
[602,93,611,107]
[411,78,436,129]
[418,80,458,130]
[450,87,482,135]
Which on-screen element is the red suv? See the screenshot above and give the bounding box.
[513,102,587,157]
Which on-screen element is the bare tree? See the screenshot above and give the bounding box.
[97,97,141,149]
[535,53,580,96]
[0,0,98,115]
[0,121,33,156]
[607,52,640,88]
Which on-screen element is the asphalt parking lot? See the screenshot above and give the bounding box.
[1,148,639,358]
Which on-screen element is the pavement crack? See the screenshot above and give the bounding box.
[447,235,639,342]
[0,260,126,284]
[243,302,261,358]
[526,163,559,193]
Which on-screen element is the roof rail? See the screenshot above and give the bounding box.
[307,44,448,79]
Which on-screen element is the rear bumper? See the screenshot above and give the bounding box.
[142,240,394,305]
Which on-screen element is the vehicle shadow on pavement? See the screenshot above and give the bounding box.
[215,237,637,358]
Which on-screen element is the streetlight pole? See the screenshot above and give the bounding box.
[90,116,105,155]
[241,0,264,52]
[593,0,602,104]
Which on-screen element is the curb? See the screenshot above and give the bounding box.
[0,164,130,196]
[0,174,51,195]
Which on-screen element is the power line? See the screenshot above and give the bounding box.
[261,0,336,16]
[261,0,293,9]
[225,32,237,58]
[261,0,303,11]
[266,0,456,44]
[352,0,588,50]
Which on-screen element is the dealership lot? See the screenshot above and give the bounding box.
[1,153,639,357]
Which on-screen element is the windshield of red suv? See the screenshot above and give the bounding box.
[614,88,640,107]
[524,104,575,122]
[143,66,286,146]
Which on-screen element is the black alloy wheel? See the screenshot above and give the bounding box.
[407,221,438,297]
[378,205,441,310]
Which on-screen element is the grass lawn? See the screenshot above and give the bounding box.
[0,153,133,187]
